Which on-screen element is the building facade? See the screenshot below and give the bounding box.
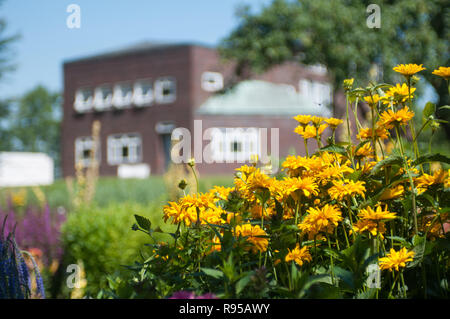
[62,42,334,177]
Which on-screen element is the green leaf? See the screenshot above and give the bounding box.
[369,155,403,176]
[134,214,151,231]
[422,102,436,120]
[318,144,347,156]
[385,236,411,248]
[438,105,450,111]
[412,153,450,167]
[201,268,224,279]
[235,273,253,295]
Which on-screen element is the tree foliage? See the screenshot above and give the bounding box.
[9,85,61,173]
[219,0,449,120]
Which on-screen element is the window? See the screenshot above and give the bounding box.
[107,133,142,165]
[93,85,113,111]
[155,77,176,104]
[132,80,153,107]
[75,137,100,167]
[113,82,133,109]
[209,128,260,162]
[201,72,224,92]
[299,79,332,106]
[74,88,93,113]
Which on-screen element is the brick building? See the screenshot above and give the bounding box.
[62,42,334,177]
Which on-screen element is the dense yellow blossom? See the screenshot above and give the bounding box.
[382,83,416,105]
[380,184,405,201]
[293,114,312,126]
[432,66,450,80]
[357,126,390,141]
[393,64,426,77]
[363,94,382,107]
[378,106,415,129]
[285,244,312,266]
[328,179,366,201]
[379,247,415,272]
[324,118,344,128]
[298,204,342,239]
[235,224,269,253]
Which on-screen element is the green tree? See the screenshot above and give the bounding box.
[10,85,61,175]
[0,0,20,149]
[219,0,449,130]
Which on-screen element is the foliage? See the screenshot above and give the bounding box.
[103,65,449,299]
[219,0,449,132]
[61,201,175,296]
[7,85,62,175]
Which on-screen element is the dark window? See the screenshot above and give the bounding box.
[231,141,242,153]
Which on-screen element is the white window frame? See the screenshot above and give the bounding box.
[107,133,142,165]
[93,85,113,111]
[209,127,260,163]
[201,71,224,92]
[154,77,176,104]
[74,88,93,113]
[299,79,332,106]
[132,80,153,107]
[75,136,100,167]
[112,82,133,109]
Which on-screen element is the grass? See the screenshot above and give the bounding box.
[0,175,234,210]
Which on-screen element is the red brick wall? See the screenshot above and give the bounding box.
[62,45,195,176]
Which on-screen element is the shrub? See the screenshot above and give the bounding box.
[61,200,174,296]
[105,64,450,299]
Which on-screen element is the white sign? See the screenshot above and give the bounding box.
[0,152,54,187]
[117,163,150,179]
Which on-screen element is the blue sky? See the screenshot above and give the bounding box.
[1,0,271,99]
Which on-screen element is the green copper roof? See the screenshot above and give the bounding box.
[196,80,332,117]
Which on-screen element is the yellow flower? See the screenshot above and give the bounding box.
[226,212,243,224]
[415,169,447,194]
[298,204,342,239]
[358,205,397,221]
[393,64,426,77]
[343,78,354,90]
[293,114,312,126]
[209,236,222,253]
[311,116,325,126]
[277,176,319,200]
[378,106,415,129]
[363,94,382,107]
[380,184,404,201]
[324,117,344,129]
[357,126,389,141]
[354,142,374,159]
[328,179,366,201]
[235,224,269,253]
[163,192,217,226]
[379,247,415,272]
[352,219,387,237]
[209,186,233,201]
[236,164,257,177]
[419,213,449,240]
[285,244,312,266]
[317,163,354,184]
[445,169,450,188]
[295,124,328,140]
[382,83,416,105]
[432,66,450,80]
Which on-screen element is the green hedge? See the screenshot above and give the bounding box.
[61,200,175,295]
